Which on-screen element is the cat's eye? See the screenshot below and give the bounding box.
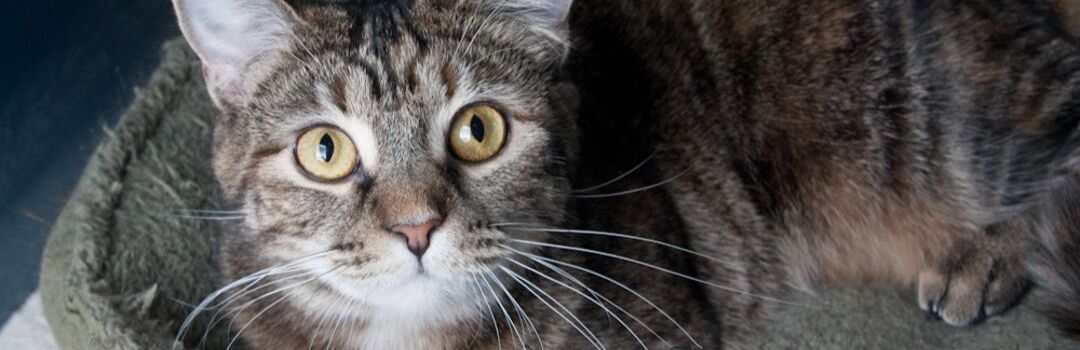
[448,105,507,162]
[295,126,358,181]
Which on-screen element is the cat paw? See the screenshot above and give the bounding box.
[916,228,1030,326]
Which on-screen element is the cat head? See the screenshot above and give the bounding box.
[174,0,578,328]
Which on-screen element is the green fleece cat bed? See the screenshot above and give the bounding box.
[39,39,1078,350]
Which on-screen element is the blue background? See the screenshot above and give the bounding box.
[0,1,180,324]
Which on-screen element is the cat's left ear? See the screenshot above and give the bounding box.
[506,0,574,42]
[172,0,302,108]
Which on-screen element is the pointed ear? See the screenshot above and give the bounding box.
[505,0,574,43]
[172,0,300,107]
[520,0,573,27]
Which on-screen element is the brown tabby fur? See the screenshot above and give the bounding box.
[172,0,1080,348]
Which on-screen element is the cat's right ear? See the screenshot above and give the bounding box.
[172,0,300,108]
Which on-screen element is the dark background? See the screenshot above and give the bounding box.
[0,2,179,324]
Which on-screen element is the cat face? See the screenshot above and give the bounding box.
[175,0,576,327]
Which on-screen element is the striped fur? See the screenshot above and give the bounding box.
[172,0,1080,348]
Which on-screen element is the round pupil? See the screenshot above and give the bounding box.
[317,133,334,162]
[470,115,485,142]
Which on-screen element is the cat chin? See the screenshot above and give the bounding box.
[280,274,483,349]
[304,268,485,327]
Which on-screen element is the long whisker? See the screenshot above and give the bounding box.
[197,264,325,346]
[324,298,355,350]
[494,225,735,266]
[471,275,503,350]
[224,267,342,330]
[206,269,330,348]
[308,293,339,350]
[172,209,246,215]
[510,239,815,308]
[207,263,311,311]
[480,271,527,350]
[510,254,670,348]
[518,301,544,350]
[309,291,349,350]
[499,267,606,350]
[573,152,656,193]
[202,262,314,318]
[225,266,343,350]
[227,292,294,350]
[174,251,333,349]
[509,247,702,348]
[484,270,544,350]
[201,268,313,348]
[144,213,246,221]
[127,208,249,221]
[504,258,648,350]
[573,169,691,199]
[344,299,362,350]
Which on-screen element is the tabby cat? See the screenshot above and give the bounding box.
[171,0,1080,348]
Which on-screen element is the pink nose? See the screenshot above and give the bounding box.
[391,219,441,258]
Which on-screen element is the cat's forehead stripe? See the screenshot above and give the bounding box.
[336,1,433,103]
[441,61,459,99]
[330,75,349,113]
[339,1,427,65]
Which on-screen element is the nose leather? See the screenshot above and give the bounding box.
[391,219,441,258]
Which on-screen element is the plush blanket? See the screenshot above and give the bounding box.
[39,39,1078,350]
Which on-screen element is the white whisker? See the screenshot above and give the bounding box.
[480,271,527,349]
[573,152,656,193]
[573,169,691,199]
[505,259,648,349]
[128,208,250,220]
[484,270,544,350]
[308,292,344,350]
[172,209,247,215]
[471,275,503,350]
[173,251,333,349]
[494,225,735,266]
[201,268,312,347]
[225,268,340,329]
[211,264,310,310]
[324,298,355,350]
[508,247,702,348]
[511,255,671,347]
[510,239,816,308]
[155,214,246,221]
[499,267,606,350]
[225,266,343,350]
[226,294,290,350]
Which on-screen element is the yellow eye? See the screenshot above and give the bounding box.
[295,126,358,180]
[448,105,507,162]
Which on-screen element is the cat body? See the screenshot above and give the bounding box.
[171,0,1080,348]
[571,0,1080,328]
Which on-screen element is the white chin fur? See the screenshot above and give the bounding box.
[290,257,486,343]
[275,227,489,347]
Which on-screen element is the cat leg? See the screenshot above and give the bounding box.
[916,221,1031,326]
